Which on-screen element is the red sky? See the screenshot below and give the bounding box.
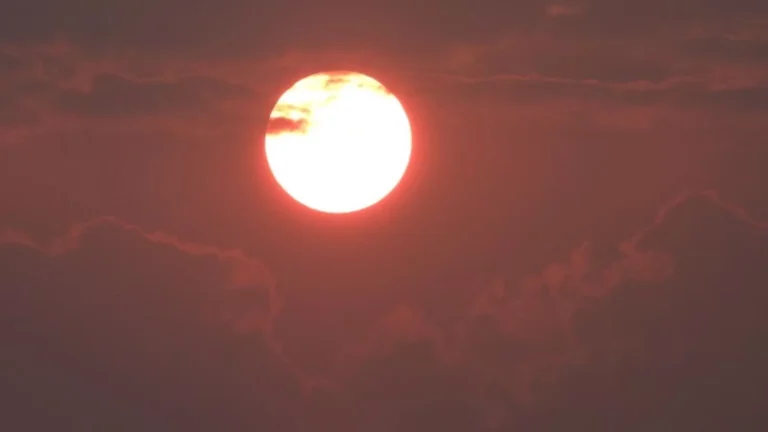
[1,1,767,430]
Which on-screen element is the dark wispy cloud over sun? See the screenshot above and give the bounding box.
[1,1,767,430]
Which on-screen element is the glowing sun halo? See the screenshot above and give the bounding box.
[264,71,412,214]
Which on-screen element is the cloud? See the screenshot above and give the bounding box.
[0,216,304,430]
[265,116,309,135]
[0,63,263,148]
[458,219,675,406]
[0,51,26,73]
[0,51,55,130]
[0,1,530,59]
[427,69,768,114]
[0,216,279,331]
[682,36,768,64]
[425,8,767,107]
[521,193,768,430]
[2,186,767,430]
[334,306,478,432]
[342,305,447,366]
[57,73,256,117]
[546,0,768,37]
[2,0,768,86]
[546,4,582,16]
[334,190,768,429]
[469,191,762,357]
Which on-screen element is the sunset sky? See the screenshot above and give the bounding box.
[1,1,767,430]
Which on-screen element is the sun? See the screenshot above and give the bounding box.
[264,71,412,214]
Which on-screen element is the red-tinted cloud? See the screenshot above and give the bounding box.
[546,4,582,16]
[265,116,308,135]
[337,190,767,422]
[2,176,767,430]
[0,216,279,332]
[0,216,301,430]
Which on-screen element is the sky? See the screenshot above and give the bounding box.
[1,1,767,430]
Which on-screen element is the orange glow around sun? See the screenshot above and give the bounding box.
[264,71,412,214]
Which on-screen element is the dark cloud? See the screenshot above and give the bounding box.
[519,193,768,431]
[0,1,534,58]
[682,37,768,64]
[0,216,278,331]
[0,80,55,127]
[431,71,768,113]
[0,51,25,74]
[552,0,768,36]
[0,0,263,54]
[265,116,308,136]
[530,55,672,84]
[19,0,765,61]
[1,182,767,430]
[0,68,261,148]
[334,306,478,432]
[2,0,767,81]
[341,192,768,430]
[0,217,298,430]
[57,73,256,117]
[320,72,392,94]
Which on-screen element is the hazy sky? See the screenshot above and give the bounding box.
[1,1,767,430]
